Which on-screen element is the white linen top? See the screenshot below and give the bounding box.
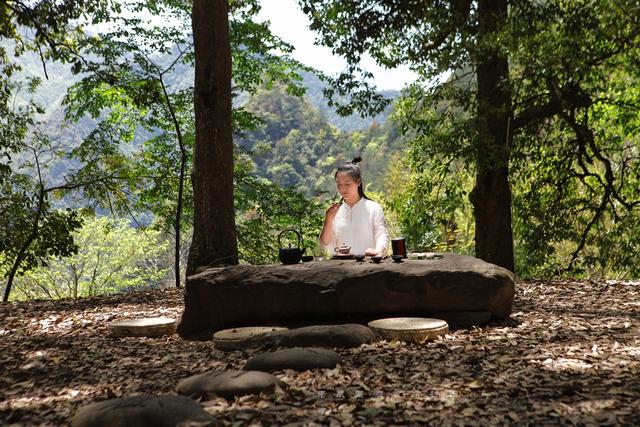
[322,198,389,255]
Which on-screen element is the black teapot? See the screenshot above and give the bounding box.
[278,229,306,265]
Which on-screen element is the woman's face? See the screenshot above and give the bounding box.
[335,172,361,201]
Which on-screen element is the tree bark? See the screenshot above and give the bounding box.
[469,0,515,272]
[187,0,238,275]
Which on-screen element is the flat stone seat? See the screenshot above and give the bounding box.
[109,317,176,337]
[70,395,216,427]
[213,326,289,351]
[368,317,449,343]
[176,370,279,400]
[215,324,376,351]
[177,253,515,338]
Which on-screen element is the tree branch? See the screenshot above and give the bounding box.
[551,94,640,270]
[43,175,125,193]
[512,98,562,129]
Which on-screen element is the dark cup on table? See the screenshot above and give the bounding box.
[391,237,407,258]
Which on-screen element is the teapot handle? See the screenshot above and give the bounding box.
[277,229,302,248]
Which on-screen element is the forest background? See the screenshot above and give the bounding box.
[2,0,640,302]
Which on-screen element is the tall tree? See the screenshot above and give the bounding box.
[62,0,307,285]
[1,0,117,301]
[301,0,640,273]
[470,0,513,271]
[56,0,309,285]
[62,1,196,289]
[187,0,238,273]
[299,0,517,270]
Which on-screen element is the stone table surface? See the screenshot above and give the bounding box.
[177,253,515,338]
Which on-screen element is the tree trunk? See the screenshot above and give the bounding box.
[2,189,45,302]
[158,73,186,288]
[469,0,515,272]
[187,0,238,275]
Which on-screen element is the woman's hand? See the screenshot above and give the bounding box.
[320,203,340,246]
[364,248,378,256]
[325,203,340,221]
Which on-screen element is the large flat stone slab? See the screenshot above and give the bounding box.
[178,254,515,338]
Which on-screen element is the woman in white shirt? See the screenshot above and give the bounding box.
[319,157,389,256]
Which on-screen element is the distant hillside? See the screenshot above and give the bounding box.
[238,83,407,197]
[299,71,398,132]
[8,46,406,201]
[10,44,395,134]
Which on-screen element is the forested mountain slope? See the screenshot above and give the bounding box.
[238,83,406,197]
[11,46,402,197]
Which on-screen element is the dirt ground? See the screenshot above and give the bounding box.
[1,279,640,426]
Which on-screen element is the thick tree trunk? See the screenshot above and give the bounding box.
[187,0,238,275]
[469,0,515,272]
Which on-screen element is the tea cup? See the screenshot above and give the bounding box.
[334,243,351,254]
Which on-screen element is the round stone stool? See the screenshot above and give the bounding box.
[368,317,448,343]
[108,317,176,337]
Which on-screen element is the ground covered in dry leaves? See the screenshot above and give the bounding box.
[2,279,640,426]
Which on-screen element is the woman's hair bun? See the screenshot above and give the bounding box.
[351,156,362,164]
